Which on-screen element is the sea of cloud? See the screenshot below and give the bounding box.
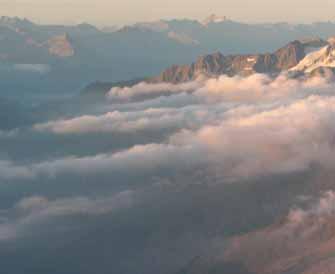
[3,73,335,274]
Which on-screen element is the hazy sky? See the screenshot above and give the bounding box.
[1,0,335,26]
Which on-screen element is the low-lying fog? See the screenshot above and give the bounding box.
[2,74,335,274]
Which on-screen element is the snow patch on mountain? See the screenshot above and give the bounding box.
[290,44,335,73]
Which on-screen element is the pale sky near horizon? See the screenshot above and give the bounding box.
[1,0,334,26]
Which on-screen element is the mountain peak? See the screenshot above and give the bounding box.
[202,14,228,26]
[0,16,34,27]
[76,23,99,32]
[289,37,335,74]
[119,20,169,33]
[47,33,75,58]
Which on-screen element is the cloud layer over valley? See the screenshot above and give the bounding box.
[4,73,335,274]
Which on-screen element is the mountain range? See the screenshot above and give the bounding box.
[2,15,335,99]
[153,37,335,82]
[82,37,335,100]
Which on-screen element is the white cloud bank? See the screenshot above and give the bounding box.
[107,74,331,104]
[35,74,333,137]
[224,190,335,274]
[2,74,335,204]
[107,81,199,102]
[34,107,218,134]
[4,73,335,249]
[6,93,335,182]
[287,191,335,225]
[0,190,135,241]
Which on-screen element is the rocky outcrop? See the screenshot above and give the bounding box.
[47,33,75,58]
[152,40,312,83]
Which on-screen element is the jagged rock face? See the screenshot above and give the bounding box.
[47,34,75,58]
[192,52,231,76]
[273,40,306,70]
[153,41,308,83]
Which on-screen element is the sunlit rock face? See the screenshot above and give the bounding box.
[153,40,315,83]
[151,37,335,85]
